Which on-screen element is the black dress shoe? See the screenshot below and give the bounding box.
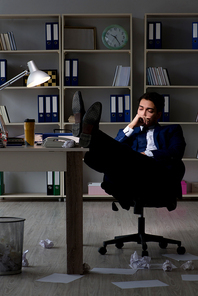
[72,91,85,137]
[79,102,102,148]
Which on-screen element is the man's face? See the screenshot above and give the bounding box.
[137,99,161,127]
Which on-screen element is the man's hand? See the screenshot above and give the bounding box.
[128,114,149,129]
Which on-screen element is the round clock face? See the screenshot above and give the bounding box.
[102,25,128,49]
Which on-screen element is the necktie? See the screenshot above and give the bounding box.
[137,128,147,153]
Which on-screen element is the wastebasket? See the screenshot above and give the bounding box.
[0,217,25,275]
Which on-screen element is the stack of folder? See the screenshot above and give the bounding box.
[64,59,79,86]
[45,22,59,50]
[46,171,60,195]
[147,67,170,86]
[110,94,130,122]
[147,22,162,49]
[38,95,59,122]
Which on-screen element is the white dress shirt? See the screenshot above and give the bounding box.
[123,125,158,157]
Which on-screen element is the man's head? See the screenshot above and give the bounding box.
[137,92,164,127]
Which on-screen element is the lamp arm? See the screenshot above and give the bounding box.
[0,70,29,91]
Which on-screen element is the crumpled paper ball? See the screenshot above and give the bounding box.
[39,239,54,249]
[129,251,151,269]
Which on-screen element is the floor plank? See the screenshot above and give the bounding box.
[0,201,198,296]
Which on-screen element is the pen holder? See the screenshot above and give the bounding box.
[24,119,35,146]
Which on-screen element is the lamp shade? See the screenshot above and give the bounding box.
[26,60,50,87]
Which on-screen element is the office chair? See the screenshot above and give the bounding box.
[98,162,186,257]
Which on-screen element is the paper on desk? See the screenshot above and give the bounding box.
[36,273,84,284]
[162,253,198,261]
[112,279,168,289]
[181,274,198,281]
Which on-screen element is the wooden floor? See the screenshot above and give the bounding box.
[0,200,198,295]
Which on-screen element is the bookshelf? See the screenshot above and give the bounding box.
[0,14,62,198]
[0,13,132,199]
[144,13,198,200]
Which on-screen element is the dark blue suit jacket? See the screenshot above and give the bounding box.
[115,124,186,174]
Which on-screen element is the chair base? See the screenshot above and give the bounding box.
[98,215,186,256]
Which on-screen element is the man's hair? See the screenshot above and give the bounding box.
[138,92,164,112]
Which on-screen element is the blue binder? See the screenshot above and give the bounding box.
[52,95,59,122]
[110,95,117,122]
[117,95,124,122]
[45,23,53,50]
[0,59,7,86]
[38,95,45,122]
[147,22,155,49]
[155,22,162,49]
[71,59,79,86]
[45,95,52,122]
[162,94,170,122]
[65,59,71,86]
[192,22,198,49]
[124,94,130,122]
[52,22,59,49]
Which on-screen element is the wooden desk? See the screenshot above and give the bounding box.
[0,145,88,274]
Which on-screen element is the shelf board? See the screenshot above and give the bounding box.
[64,49,131,54]
[7,122,61,126]
[146,85,198,89]
[64,86,131,89]
[0,50,60,54]
[146,49,198,53]
[4,86,60,90]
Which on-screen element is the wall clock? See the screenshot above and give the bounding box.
[102,24,128,50]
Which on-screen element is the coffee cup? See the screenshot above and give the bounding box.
[24,119,35,146]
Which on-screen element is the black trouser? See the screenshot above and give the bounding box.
[84,130,183,209]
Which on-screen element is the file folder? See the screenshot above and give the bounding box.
[52,22,59,49]
[147,22,155,49]
[45,95,52,122]
[65,59,71,86]
[0,59,7,86]
[162,94,170,122]
[192,22,198,49]
[52,95,59,122]
[45,23,53,50]
[38,95,45,122]
[155,22,162,49]
[47,171,53,195]
[53,171,60,195]
[117,95,124,122]
[110,95,117,122]
[124,94,130,122]
[71,59,79,86]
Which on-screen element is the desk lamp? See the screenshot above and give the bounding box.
[0,60,50,90]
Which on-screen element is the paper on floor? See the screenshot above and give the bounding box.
[36,273,84,284]
[112,279,168,289]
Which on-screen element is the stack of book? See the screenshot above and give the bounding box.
[112,65,131,86]
[0,32,17,50]
[147,67,170,86]
[0,106,10,124]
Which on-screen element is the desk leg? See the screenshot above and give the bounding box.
[66,151,83,275]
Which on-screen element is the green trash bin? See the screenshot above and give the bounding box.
[0,217,25,275]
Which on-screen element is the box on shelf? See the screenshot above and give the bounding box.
[88,182,108,195]
[191,182,198,193]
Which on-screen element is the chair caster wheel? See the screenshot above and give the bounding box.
[115,242,124,249]
[159,241,168,249]
[98,246,107,255]
[177,246,186,255]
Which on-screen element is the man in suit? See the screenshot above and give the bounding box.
[72,91,186,210]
